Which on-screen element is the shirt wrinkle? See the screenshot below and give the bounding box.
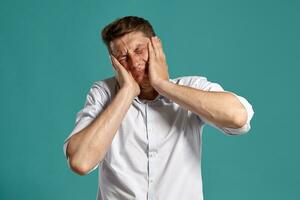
[63,75,254,200]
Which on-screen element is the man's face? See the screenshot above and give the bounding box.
[109,31,150,85]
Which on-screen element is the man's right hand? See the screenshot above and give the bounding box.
[110,55,140,98]
[67,55,140,175]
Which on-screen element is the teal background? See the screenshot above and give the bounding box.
[1,0,299,199]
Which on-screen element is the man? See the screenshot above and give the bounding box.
[63,16,254,200]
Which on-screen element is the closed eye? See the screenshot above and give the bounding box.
[135,48,144,54]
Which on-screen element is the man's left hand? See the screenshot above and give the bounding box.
[147,36,169,89]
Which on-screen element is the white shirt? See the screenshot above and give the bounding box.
[63,76,254,200]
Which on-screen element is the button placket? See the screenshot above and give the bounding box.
[146,103,157,200]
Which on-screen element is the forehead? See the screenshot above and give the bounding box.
[109,31,149,54]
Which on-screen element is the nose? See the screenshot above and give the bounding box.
[128,53,140,69]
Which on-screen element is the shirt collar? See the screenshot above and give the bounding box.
[114,77,176,104]
[133,93,163,104]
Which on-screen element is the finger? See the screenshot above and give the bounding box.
[156,37,166,59]
[147,38,155,60]
[110,55,126,73]
[110,55,125,87]
[155,36,163,48]
[150,36,158,56]
[109,55,120,80]
[152,36,162,56]
[109,55,118,72]
[153,36,164,57]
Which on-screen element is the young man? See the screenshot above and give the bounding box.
[63,16,254,200]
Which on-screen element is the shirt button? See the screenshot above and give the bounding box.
[150,152,156,158]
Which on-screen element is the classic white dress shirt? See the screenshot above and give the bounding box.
[63,76,254,200]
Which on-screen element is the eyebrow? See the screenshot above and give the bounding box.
[114,43,147,58]
[136,44,145,49]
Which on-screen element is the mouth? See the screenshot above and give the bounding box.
[133,65,148,75]
[132,70,149,84]
[133,71,145,79]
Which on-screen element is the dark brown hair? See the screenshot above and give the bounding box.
[101,16,156,49]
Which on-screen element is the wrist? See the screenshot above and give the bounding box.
[119,85,139,100]
[152,79,170,92]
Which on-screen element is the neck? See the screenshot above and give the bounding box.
[138,86,158,100]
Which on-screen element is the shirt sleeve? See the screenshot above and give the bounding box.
[63,84,110,173]
[188,76,254,135]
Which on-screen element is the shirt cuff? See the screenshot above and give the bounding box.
[221,92,254,135]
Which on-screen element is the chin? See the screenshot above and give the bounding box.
[133,71,146,82]
[135,77,146,85]
[135,76,149,87]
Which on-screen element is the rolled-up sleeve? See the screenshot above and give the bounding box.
[189,76,254,135]
[63,84,110,172]
[220,93,254,135]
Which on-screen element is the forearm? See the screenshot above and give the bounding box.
[67,87,134,175]
[154,80,247,129]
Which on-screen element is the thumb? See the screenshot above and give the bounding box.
[109,55,118,72]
